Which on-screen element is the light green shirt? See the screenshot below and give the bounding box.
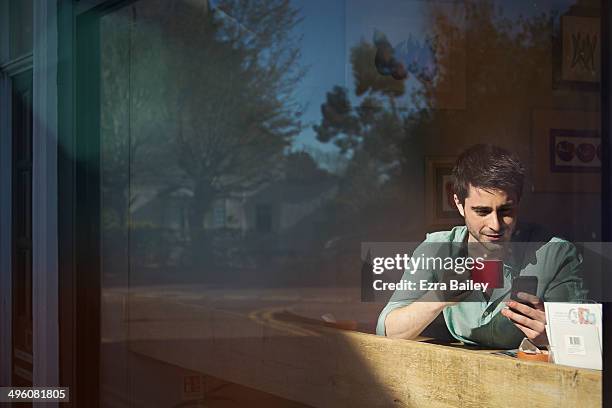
[375,225,587,348]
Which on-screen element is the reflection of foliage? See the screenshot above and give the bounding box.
[421,0,553,111]
[101,0,306,268]
[372,29,438,84]
[352,40,405,97]
[285,151,331,183]
[101,223,178,275]
[315,87,403,163]
[315,0,557,222]
[313,84,404,213]
[129,222,174,267]
[161,0,305,249]
[101,5,185,227]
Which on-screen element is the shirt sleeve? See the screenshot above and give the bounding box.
[543,241,588,302]
[375,241,439,336]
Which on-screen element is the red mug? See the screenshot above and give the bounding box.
[471,259,503,288]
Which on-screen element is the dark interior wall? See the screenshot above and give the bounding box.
[417,1,602,243]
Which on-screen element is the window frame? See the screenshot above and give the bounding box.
[0,0,59,391]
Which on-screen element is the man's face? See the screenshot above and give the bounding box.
[453,185,518,248]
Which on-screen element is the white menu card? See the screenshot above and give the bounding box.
[544,302,602,370]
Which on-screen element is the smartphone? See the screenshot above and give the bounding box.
[510,276,538,304]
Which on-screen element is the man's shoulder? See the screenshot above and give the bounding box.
[513,223,570,243]
[514,223,580,263]
[540,236,579,258]
[514,223,576,248]
[424,225,466,243]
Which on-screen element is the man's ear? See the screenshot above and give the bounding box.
[453,194,465,217]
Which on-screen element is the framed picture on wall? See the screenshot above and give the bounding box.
[532,110,600,192]
[552,14,600,92]
[561,16,600,83]
[425,157,463,229]
[549,129,601,173]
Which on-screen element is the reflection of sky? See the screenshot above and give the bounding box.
[289,0,579,153]
[290,0,433,152]
[290,0,346,152]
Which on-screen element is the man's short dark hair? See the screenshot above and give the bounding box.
[452,144,525,203]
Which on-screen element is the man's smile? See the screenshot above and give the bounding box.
[483,233,504,241]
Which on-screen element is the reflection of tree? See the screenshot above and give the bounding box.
[100,17,131,229]
[100,7,181,277]
[101,0,305,267]
[101,5,186,229]
[285,151,331,183]
[352,40,406,99]
[314,45,407,215]
[162,0,304,262]
[430,1,552,114]
[315,0,556,232]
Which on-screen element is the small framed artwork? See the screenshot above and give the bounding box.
[549,129,601,173]
[561,16,600,83]
[425,157,463,229]
[532,110,600,192]
[552,14,600,91]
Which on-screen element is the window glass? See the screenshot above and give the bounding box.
[96,0,601,404]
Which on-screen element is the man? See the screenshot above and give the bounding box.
[376,144,586,348]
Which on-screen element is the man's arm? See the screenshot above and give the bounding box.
[375,233,472,338]
[384,292,449,339]
[380,267,473,338]
[501,240,586,345]
[542,241,586,302]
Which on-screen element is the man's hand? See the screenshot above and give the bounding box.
[432,268,473,305]
[501,292,548,346]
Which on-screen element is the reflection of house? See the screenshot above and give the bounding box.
[129,177,338,238]
[232,178,338,234]
[129,186,192,240]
